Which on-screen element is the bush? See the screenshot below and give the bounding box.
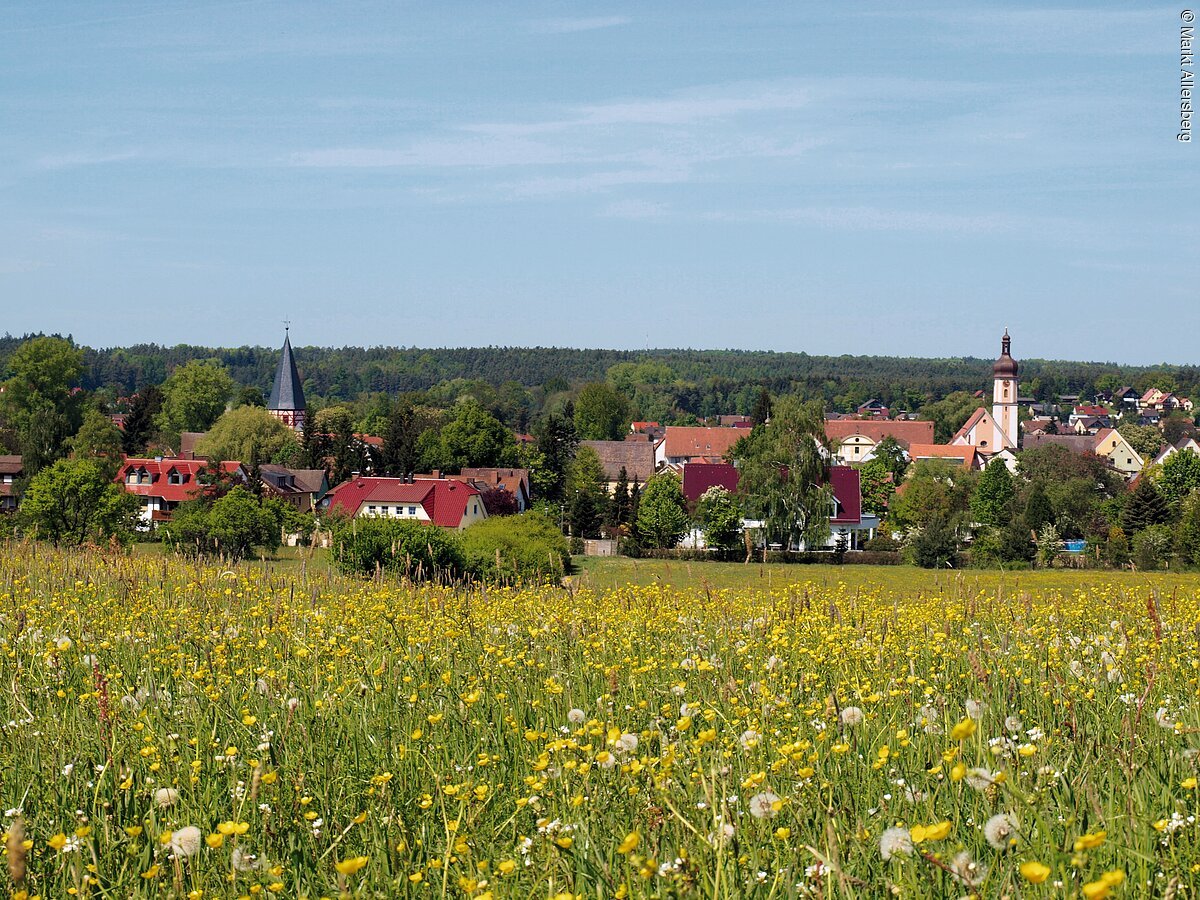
[905,517,958,569]
[1133,524,1174,570]
[160,487,282,560]
[461,512,570,583]
[332,518,467,582]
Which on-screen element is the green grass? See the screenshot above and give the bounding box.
[571,553,1200,596]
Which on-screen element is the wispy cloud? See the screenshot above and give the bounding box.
[529,16,631,35]
[704,205,1068,236]
[35,150,143,170]
[599,199,670,219]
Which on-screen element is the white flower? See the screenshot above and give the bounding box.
[1156,708,1176,729]
[154,787,179,808]
[567,708,586,725]
[680,702,698,717]
[840,706,864,727]
[879,826,913,860]
[615,733,638,753]
[739,729,761,750]
[1004,715,1023,733]
[965,699,985,720]
[286,697,300,713]
[232,847,266,871]
[949,850,986,887]
[965,767,999,791]
[55,636,72,651]
[748,790,780,819]
[61,763,74,778]
[169,825,202,859]
[983,813,1018,850]
[707,821,735,846]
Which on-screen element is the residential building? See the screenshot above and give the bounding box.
[580,440,656,491]
[0,455,23,512]
[322,475,487,531]
[457,467,532,511]
[681,462,739,504]
[117,457,248,526]
[259,465,328,512]
[855,399,890,419]
[1022,429,1144,478]
[1070,405,1112,428]
[268,329,306,431]
[906,443,981,470]
[654,426,746,468]
[824,419,934,464]
[1153,437,1200,466]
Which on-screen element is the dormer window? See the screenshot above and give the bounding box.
[167,470,185,485]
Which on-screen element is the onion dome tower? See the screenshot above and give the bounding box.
[991,329,1018,450]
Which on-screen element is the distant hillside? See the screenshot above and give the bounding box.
[2,334,1196,418]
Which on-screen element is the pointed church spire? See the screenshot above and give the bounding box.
[268,332,306,430]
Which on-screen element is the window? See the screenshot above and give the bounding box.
[168,471,183,485]
[367,505,376,515]
[408,506,416,516]
[127,471,140,484]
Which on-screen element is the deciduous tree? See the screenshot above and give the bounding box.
[19,458,137,545]
[732,396,831,550]
[637,471,690,549]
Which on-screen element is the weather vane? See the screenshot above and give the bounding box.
[283,318,291,334]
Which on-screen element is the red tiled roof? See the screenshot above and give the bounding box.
[952,408,989,442]
[458,468,531,501]
[682,463,739,503]
[824,419,934,447]
[1073,405,1109,417]
[325,477,482,528]
[660,427,745,461]
[906,444,978,469]
[117,458,244,504]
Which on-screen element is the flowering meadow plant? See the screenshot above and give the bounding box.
[1,543,1199,896]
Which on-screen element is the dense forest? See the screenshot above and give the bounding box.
[2,333,1196,427]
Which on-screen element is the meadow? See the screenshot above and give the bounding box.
[2,544,1200,898]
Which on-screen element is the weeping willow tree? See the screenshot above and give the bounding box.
[732,396,832,550]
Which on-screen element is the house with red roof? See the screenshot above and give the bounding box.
[117,457,248,526]
[655,426,746,468]
[906,444,981,470]
[681,462,740,504]
[322,476,487,531]
[684,463,878,550]
[824,419,934,465]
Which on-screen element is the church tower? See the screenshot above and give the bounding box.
[268,329,306,431]
[991,329,1018,450]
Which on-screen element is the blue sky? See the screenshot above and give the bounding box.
[0,2,1192,363]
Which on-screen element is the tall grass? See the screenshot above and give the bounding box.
[0,539,1197,897]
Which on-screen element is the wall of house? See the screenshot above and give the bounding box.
[358,503,431,522]
[834,435,877,464]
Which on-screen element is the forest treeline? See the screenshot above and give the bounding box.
[2,333,1198,425]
